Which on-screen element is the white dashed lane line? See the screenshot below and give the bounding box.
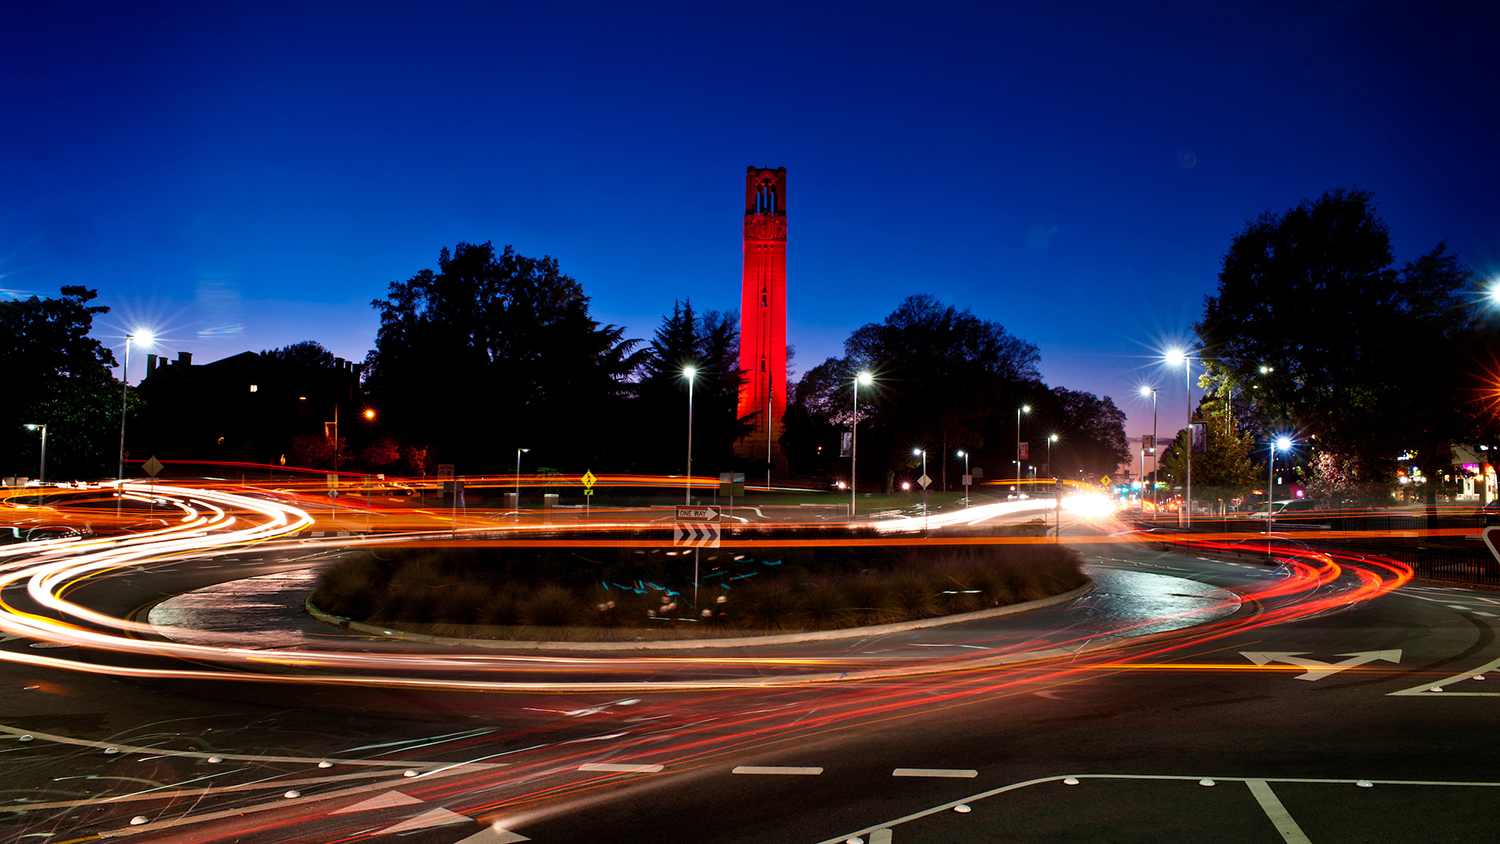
[893,768,977,778]
[579,763,665,773]
[733,766,823,775]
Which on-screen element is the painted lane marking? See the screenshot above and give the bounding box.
[376,806,469,835]
[893,768,977,778]
[331,790,422,814]
[733,766,823,775]
[1,767,445,812]
[0,724,425,767]
[455,825,532,843]
[1246,779,1311,844]
[1240,650,1401,681]
[811,774,1500,844]
[579,763,665,773]
[33,764,489,838]
[870,830,893,844]
[1389,656,1500,696]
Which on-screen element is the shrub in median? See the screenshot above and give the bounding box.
[309,526,1086,639]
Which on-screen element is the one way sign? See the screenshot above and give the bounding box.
[674,523,720,548]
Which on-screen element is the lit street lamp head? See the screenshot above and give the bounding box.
[363,409,376,420]
[1139,385,1154,396]
[683,365,697,380]
[1275,435,1293,451]
[856,370,872,386]
[1165,348,1186,366]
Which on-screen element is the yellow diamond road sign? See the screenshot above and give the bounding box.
[582,470,597,489]
[1100,475,1111,487]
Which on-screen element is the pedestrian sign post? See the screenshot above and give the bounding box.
[582,470,597,519]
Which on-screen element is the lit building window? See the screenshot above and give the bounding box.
[249,384,258,392]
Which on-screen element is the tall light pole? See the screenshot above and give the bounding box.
[23,424,46,483]
[515,447,530,516]
[1046,433,1058,480]
[684,366,697,505]
[913,448,928,530]
[957,449,970,508]
[851,371,872,518]
[1166,349,1192,526]
[1016,405,1030,490]
[1140,385,1158,519]
[117,331,152,487]
[1267,435,1292,531]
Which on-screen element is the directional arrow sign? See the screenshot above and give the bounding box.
[674,523,720,548]
[1241,649,1401,681]
[676,506,720,522]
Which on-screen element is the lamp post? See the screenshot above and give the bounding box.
[23,424,46,483]
[851,371,872,518]
[684,366,697,504]
[117,332,152,484]
[957,449,970,507]
[1140,385,1158,519]
[1016,405,1030,489]
[1166,349,1192,525]
[1267,435,1292,532]
[515,447,530,516]
[913,448,928,530]
[1046,433,1058,480]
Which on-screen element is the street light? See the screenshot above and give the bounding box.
[23,424,46,483]
[851,370,872,517]
[913,447,928,530]
[1016,404,1030,488]
[957,449,970,507]
[117,331,153,485]
[683,366,697,504]
[1047,433,1060,538]
[1267,435,1293,531]
[1046,433,1058,479]
[1166,348,1193,526]
[515,447,530,515]
[1140,385,1158,518]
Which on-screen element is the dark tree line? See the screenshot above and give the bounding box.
[7,245,1135,485]
[783,295,1130,491]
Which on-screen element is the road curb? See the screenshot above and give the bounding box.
[305,581,1096,652]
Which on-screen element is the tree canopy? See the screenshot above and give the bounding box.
[1195,187,1483,481]
[783,294,1129,490]
[363,242,644,469]
[626,299,750,473]
[0,286,126,478]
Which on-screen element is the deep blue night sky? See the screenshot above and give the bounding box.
[5,1,1497,457]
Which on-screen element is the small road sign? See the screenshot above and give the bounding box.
[676,506,721,522]
[917,474,932,489]
[142,457,164,477]
[582,470,597,497]
[674,523,721,548]
[1100,475,1111,487]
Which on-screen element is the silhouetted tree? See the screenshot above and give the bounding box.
[630,300,750,473]
[786,295,1042,490]
[1196,188,1484,482]
[364,242,644,470]
[1,286,129,479]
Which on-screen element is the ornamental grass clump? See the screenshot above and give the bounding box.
[308,524,1088,639]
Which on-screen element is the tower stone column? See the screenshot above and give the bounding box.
[736,166,787,472]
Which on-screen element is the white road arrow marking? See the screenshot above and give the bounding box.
[1241,650,1401,681]
[331,790,422,814]
[454,825,532,843]
[376,807,470,835]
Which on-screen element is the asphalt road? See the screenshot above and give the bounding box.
[2,496,1498,844]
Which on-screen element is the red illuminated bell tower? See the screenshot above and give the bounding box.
[736,166,788,472]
